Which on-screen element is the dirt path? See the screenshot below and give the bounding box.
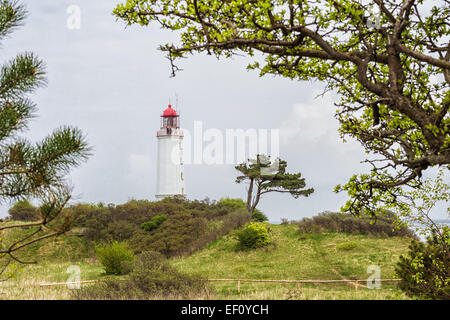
[310,234,367,289]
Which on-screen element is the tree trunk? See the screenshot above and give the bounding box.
[250,183,262,214]
[246,178,254,212]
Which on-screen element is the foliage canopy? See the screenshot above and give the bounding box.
[235,155,314,213]
[114,0,449,217]
[396,229,450,300]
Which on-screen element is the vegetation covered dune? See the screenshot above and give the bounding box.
[0,199,416,300]
[172,224,412,300]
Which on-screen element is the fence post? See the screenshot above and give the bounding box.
[237,280,241,293]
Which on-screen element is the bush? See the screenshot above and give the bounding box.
[72,279,144,300]
[73,251,210,300]
[67,198,253,258]
[220,209,252,233]
[217,198,246,211]
[8,199,40,221]
[129,210,207,256]
[395,229,450,300]
[95,240,135,275]
[236,222,271,250]
[296,211,417,238]
[179,209,252,256]
[130,251,206,296]
[252,209,268,222]
[336,241,358,251]
[141,214,168,232]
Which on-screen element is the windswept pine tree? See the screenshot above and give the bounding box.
[235,155,314,214]
[0,0,90,277]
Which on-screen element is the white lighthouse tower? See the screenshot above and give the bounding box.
[156,104,186,199]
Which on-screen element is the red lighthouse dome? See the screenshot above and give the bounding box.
[159,104,180,131]
[163,104,178,117]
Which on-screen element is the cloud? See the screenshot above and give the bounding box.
[279,90,365,162]
[275,90,369,218]
[280,91,338,145]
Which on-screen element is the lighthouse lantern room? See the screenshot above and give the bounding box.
[156,104,186,199]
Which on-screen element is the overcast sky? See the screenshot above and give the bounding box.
[0,1,445,221]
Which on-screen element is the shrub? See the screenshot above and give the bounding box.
[296,211,417,238]
[67,198,253,258]
[141,214,168,232]
[395,229,450,300]
[220,209,252,233]
[130,251,206,296]
[181,209,252,256]
[252,209,268,222]
[236,222,271,250]
[8,199,40,221]
[217,198,267,222]
[217,198,246,211]
[72,279,144,300]
[130,210,207,256]
[95,240,135,275]
[106,220,136,241]
[336,241,358,251]
[73,251,210,300]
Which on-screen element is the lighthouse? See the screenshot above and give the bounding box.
[156,104,186,199]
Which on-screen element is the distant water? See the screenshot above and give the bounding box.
[269,219,450,242]
[269,220,282,225]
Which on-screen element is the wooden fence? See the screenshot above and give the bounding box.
[207,278,401,292]
[40,278,401,292]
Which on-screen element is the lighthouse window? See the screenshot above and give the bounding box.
[163,117,178,128]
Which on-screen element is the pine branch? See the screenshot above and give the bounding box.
[0,52,46,99]
[0,0,91,276]
[0,97,37,140]
[0,0,26,41]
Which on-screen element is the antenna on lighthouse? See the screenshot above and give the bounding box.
[175,93,180,115]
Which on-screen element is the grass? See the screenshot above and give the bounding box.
[170,224,412,299]
[0,226,120,300]
[0,223,413,300]
[0,260,106,299]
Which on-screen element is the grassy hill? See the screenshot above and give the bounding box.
[171,223,412,299]
[1,222,413,299]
